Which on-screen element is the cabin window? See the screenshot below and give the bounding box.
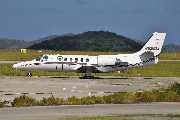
[75,58,78,62]
[81,58,83,62]
[70,58,73,62]
[156,38,159,40]
[86,58,89,62]
[57,56,62,61]
[64,58,67,61]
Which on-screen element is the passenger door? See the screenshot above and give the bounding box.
[57,56,63,71]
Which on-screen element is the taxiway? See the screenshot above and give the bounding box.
[1,103,180,120]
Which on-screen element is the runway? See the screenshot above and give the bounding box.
[0,76,180,119]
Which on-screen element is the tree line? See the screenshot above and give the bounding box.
[27,31,142,52]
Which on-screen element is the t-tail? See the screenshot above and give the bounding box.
[135,32,166,65]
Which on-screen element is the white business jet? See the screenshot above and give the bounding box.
[13,32,166,78]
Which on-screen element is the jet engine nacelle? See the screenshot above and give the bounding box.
[98,56,128,66]
[98,57,126,66]
[98,57,116,66]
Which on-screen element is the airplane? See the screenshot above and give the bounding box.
[13,32,166,78]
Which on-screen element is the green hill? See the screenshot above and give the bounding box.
[27,31,142,52]
[0,33,74,49]
[162,43,180,52]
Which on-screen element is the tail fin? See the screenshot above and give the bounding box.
[134,32,166,65]
[137,32,166,56]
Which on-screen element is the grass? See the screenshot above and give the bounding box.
[0,49,122,60]
[40,114,180,119]
[124,61,180,77]
[0,61,179,77]
[42,117,137,120]
[160,52,180,60]
[112,114,180,119]
[167,114,180,118]
[0,49,180,60]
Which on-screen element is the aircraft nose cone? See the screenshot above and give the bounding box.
[13,64,18,69]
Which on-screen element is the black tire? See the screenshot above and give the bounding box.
[27,73,32,77]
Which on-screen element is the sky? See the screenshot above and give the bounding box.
[0,0,180,45]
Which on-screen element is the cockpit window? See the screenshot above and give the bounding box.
[43,55,48,60]
[36,55,43,61]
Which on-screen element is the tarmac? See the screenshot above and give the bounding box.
[0,76,180,119]
[1,103,180,120]
[0,76,180,101]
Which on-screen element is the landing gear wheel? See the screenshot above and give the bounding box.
[87,76,90,79]
[27,73,32,77]
[84,74,91,79]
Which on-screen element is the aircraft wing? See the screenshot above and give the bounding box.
[76,65,101,73]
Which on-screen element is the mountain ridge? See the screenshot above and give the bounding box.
[26,31,142,52]
[0,31,179,52]
[0,33,74,49]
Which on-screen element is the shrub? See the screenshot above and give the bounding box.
[118,93,137,104]
[135,91,154,102]
[135,89,180,102]
[11,95,37,107]
[103,92,137,104]
[80,97,95,105]
[163,91,180,102]
[0,100,4,107]
[41,97,64,105]
[167,82,180,95]
[66,96,81,105]
[90,96,104,104]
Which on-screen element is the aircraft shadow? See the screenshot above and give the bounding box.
[49,76,131,79]
[50,76,153,80]
[50,76,71,78]
[79,76,133,79]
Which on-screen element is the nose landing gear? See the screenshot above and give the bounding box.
[27,72,32,77]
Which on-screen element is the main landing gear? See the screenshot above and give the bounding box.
[27,72,32,77]
[84,74,92,79]
[83,67,94,79]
